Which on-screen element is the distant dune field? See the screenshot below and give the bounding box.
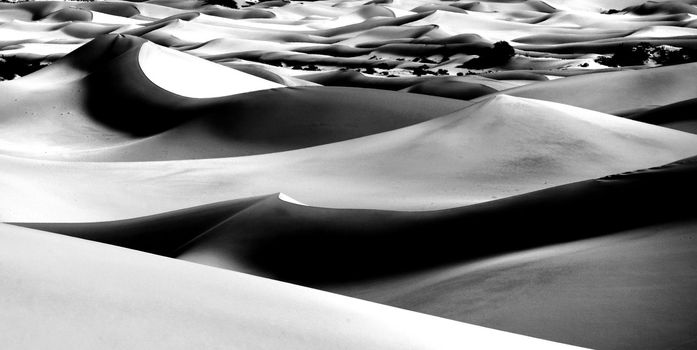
[1,0,697,349]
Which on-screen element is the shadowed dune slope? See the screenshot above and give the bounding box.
[15,195,270,257]
[0,34,470,160]
[3,95,697,221]
[631,97,697,134]
[78,86,471,161]
[0,223,581,349]
[12,156,697,350]
[301,71,536,93]
[401,79,498,100]
[328,219,697,350]
[17,155,697,283]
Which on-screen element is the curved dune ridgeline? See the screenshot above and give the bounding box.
[2,94,696,221]
[482,62,697,115]
[12,155,697,348]
[3,0,697,349]
[0,34,470,160]
[14,155,697,283]
[0,223,581,350]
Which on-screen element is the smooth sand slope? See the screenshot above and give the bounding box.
[18,154,697,282]
[0,33,277,156]
[631,97,697,134]
[489,62,697,116]
[329,219,697,350]
[14,155,697,349]
[0,34,470,160]
[3,94,697,221]
[0,223,583,349]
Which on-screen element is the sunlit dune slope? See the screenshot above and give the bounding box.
[3,94,696,221]
[12,153,697,350]
[0,33,277,155]
[0,34,469,160]
[17,155,697,283]
[489,62,697,115]
[0,223,583,349]
[329,218,697,350]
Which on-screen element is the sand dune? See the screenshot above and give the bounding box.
[3,0,697,349]
[17,154,697,281]
[138,39,284,98]
[2,0,694,81]
[489,62,697,115]
[0,223,582,349]
[329,218,697,350]
[2,94,696,222]
[0,34,470,159]
[632,97,697,133]
[13,154,697,349]
[300,71,526,94]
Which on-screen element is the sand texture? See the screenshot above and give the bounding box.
[2,0,697,349]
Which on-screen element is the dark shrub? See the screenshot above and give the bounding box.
[596,42,697,67]
[613,42,652,66]
[457,41,515,69]
[653,46,697,66]
[0,56,50,81]
[411,65,435,76]
[204,0,239,9]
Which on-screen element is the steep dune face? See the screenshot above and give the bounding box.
[0,34,203,155]
[0,34,469,160]
[138,39,284,97]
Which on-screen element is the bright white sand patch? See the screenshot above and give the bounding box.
[279,192,307,206]
[627,25,697,38]
[90,10,149,25]
[138,41,284,98]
